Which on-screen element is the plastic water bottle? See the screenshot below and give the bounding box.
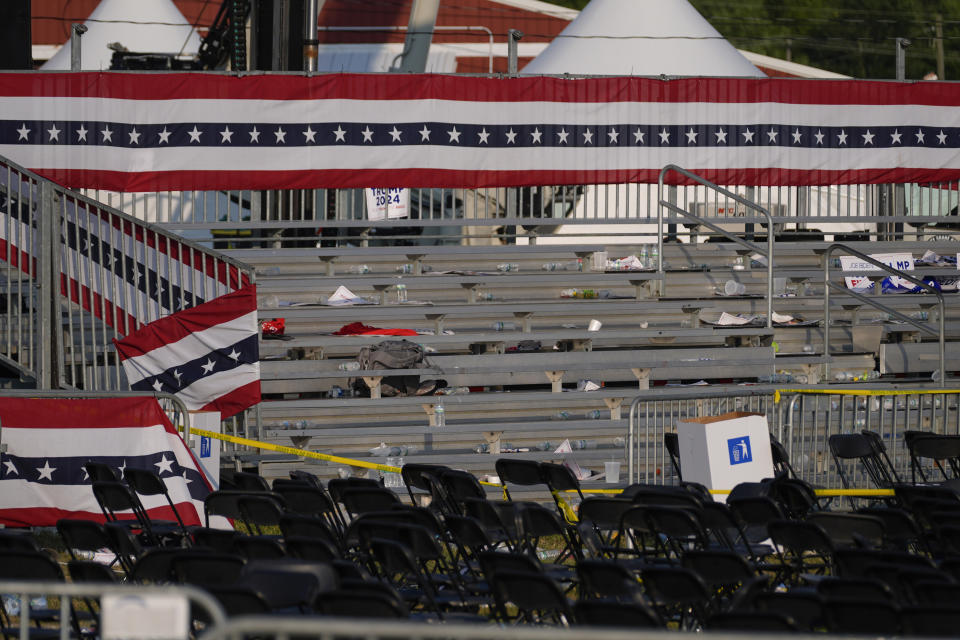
[638,245,650,269]
[542,261,582,271]
[584,409,602,420]
[396,264,415,274]
[552,410,571,420]
[395,284,407,303]
[338,361,361,371]
[491,321,517,331]
[758,373,793,384]
[329,385,344,398]
[434,401,445,428]
[347,264,371,274]
[572,439,597,450]
[497,263,519,272]
[648,245,660,269]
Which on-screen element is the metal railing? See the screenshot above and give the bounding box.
[658,165,775,327]
[201,614,828,640]
[777,387,960,490]
[626,387,778,484]
[80,180,960,248]
[0,580,225,640]
[0,154,254,392]
[627,384,960,492]
[823,244,945,385]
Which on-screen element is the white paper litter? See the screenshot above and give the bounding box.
[327,285,366,305]
[606,255,645,270]
[554,439,573,454]
[563,459,592,480]
[772,312,794,324]
[716,312,755,326]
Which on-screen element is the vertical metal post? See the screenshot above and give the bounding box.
[823,252,831,383]
[895,38,910,81]
[393,0,440,72]
[272,0,287,70]
[507,29,523,76]
[303,0,321,72]
[70,23,87,71]
[38,182,58,389]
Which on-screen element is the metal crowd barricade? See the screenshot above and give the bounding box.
[202,615,815,640]
[776,387,960,490]
[0,580,225,640]
[626,387,777,485]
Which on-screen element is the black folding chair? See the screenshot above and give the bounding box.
[495,458,546,501]
[829,433,898,507]
[663,432,682,481]
[124,467,191,541]
[573,600,663,628]
[92,480,181,547]
[908,433,960,483]
[490,569,574,625]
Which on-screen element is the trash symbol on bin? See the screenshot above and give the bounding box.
[727,436,752,465]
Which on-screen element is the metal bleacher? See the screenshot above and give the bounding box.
[224,234,958,484]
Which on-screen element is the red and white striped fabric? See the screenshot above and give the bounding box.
[1,73,960,190]
[113,285,261,419]
[0,396,211,528]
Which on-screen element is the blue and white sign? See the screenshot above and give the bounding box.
[727,436,752,465]
[365,188,410,221]
[199,436,211,458]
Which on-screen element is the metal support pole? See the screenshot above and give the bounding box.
[303,0,321,72]
[508,29,523,76]
[38,182,58,389]
[70,23,87,71]
[392,0,440,73]
[895,37,910,81]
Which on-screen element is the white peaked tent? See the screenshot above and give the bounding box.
[517,0,867,244]
[42,0,202,71]
[521,0,762,77]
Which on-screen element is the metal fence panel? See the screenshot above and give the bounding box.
[627,387,777,485]
[78,179,960,248]
[778,388,960,490]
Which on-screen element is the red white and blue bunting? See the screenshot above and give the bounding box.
[1,73,959,191]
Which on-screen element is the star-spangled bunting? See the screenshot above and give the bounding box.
[0,397,212,527]
[113,285,261,420]
[3,73,960,190]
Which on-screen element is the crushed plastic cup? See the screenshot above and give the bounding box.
[604,461,621,484]
[384,456,404,487]
[724,280,747,296]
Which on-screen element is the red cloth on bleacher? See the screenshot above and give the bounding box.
[332,322,418,336]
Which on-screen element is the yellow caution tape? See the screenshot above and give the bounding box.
[186,426,892,499]
[774,387,960,403]
[187,426,504,486]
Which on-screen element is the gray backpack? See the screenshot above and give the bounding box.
[352,339,443,397]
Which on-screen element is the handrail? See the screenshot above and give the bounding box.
[657,165,775,328]
[823,243,945,386]
[0,580,226,640]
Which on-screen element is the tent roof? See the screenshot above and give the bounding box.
[521,0,763,77]
[40,0,202,70]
